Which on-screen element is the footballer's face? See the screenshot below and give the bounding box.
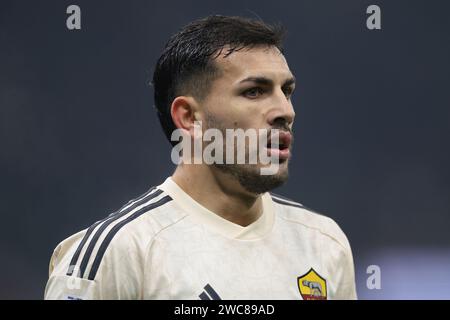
[200,45,296,194]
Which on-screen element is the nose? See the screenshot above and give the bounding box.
[267,88,295,128]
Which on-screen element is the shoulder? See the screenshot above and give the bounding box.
[49,186,184,281]
[270,192,351,252]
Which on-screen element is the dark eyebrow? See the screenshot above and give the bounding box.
[239,76,296,87]
[283,76,296,87]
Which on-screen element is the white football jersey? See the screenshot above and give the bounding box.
[44,177,357,300]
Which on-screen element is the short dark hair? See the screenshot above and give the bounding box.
[152,15,286,146]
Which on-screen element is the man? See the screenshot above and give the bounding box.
[45,15,357,300]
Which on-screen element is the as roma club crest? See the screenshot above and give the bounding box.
[297,268,327,300]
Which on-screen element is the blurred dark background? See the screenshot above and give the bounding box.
[1,0,449,299]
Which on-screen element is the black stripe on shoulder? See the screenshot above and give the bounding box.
[77,189,164,278]
[272,196,304,209]
[271,195,325,217]
[66,187,159,277]
[87,195,173,280]
[107,186,157,218]
[270,193,304,208]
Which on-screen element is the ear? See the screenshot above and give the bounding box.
[170,96,201,136]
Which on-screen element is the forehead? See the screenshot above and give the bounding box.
[213,46,293,85]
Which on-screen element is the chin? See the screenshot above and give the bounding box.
[213,156,291,194]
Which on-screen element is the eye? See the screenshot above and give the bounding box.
[242,87,265,99]
[283,86,294,99]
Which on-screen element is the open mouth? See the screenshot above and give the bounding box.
[266,131,292,160]
[268,140,289,150]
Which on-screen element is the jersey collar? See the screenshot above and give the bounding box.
[158,177,275,240]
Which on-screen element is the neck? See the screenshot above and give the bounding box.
[172,164,264,227]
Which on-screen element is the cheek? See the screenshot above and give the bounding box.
[207,96,265,130]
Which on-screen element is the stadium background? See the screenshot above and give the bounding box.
[1,0,449,299]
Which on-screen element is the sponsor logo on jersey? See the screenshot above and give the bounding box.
[198,283,222,300]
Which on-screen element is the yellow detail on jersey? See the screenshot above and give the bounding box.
[297,268,327,300]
